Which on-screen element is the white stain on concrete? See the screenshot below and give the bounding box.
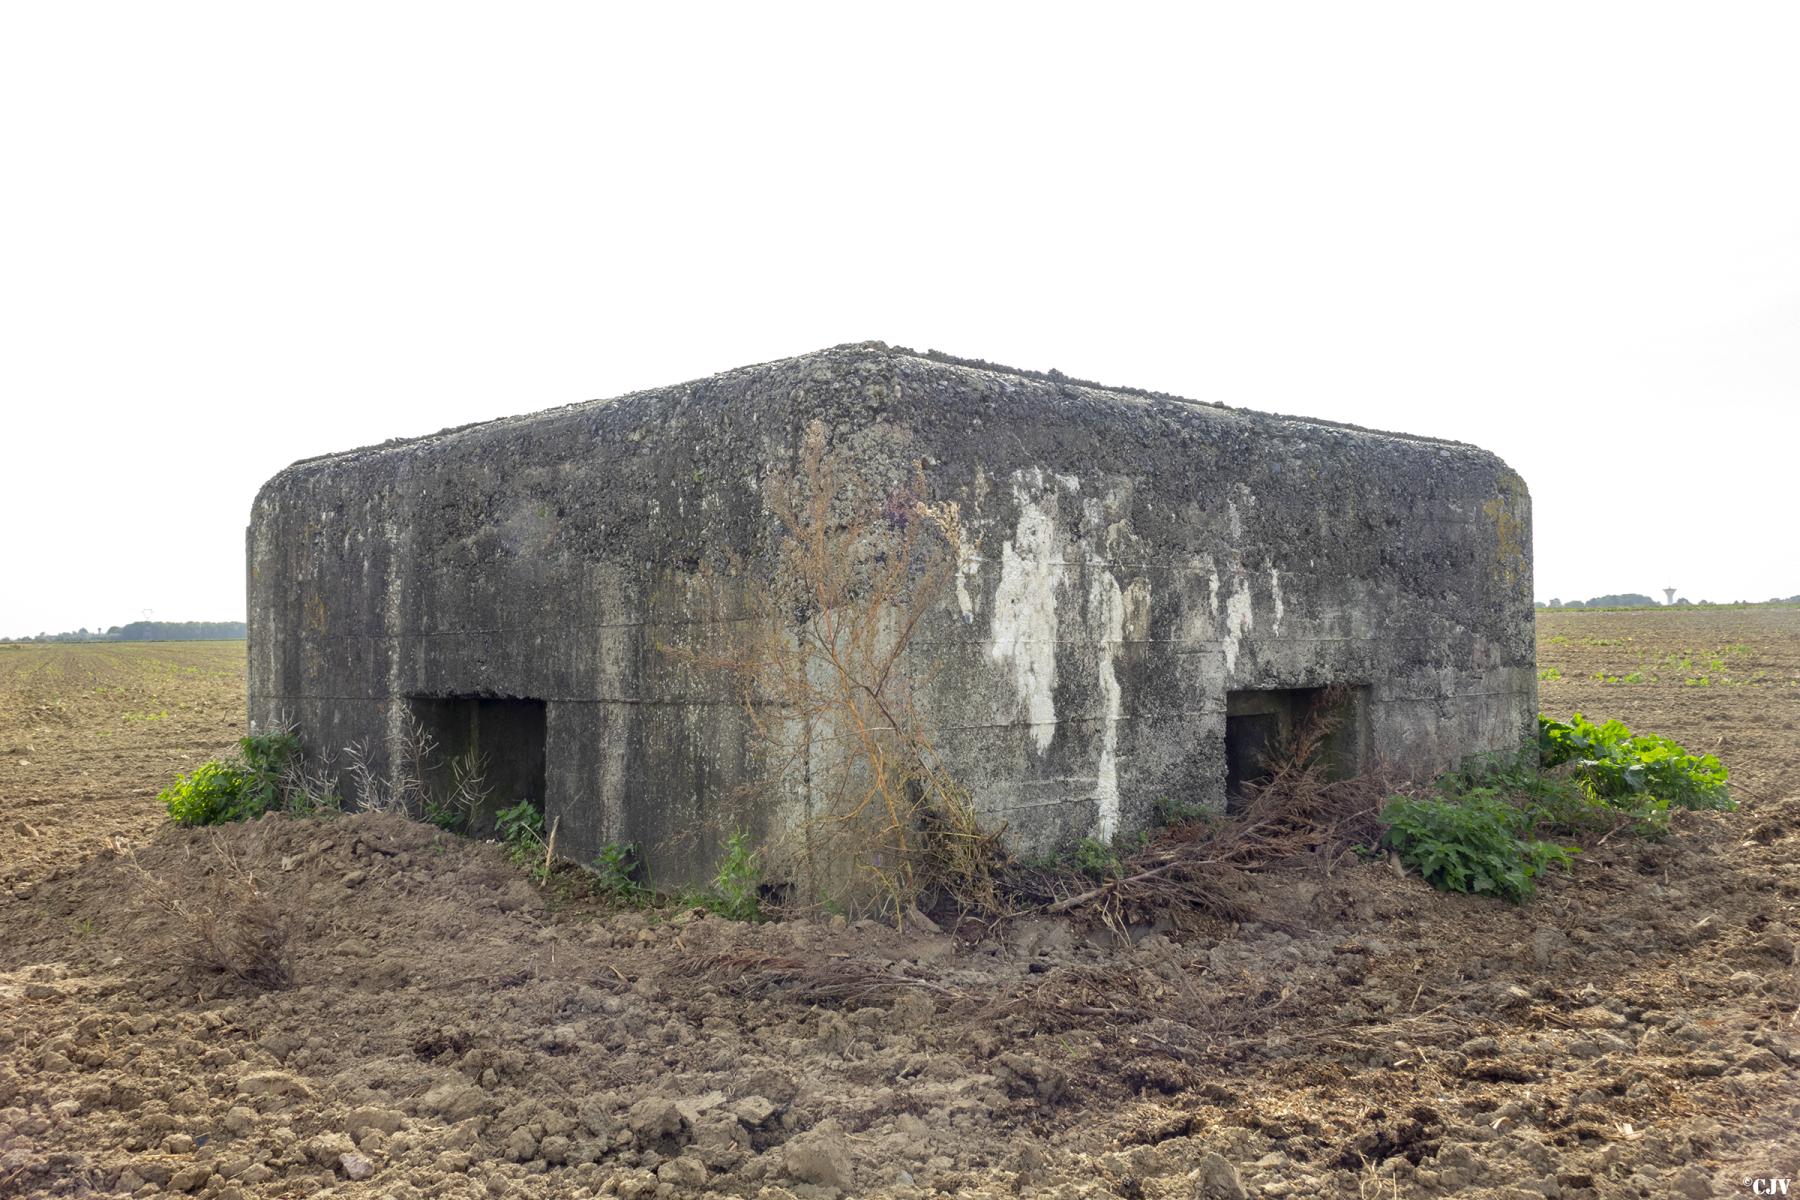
[989,474,1063,751]
[1221,571,1255,676]
[987,471,1141,836]
[1270,568,1285,636]
[954,538,980,623]
[1090,566,1126,841]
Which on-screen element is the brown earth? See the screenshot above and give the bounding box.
[1,612,1797,1200]
[0,643,244,893]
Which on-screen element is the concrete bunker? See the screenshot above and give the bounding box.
[247,343,1536,888]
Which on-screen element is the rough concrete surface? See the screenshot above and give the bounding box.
[247,342,1535,884]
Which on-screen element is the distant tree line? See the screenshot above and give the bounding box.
[1536,595,1800,609]
[1541,593,1659,609]
[5,620,246,643]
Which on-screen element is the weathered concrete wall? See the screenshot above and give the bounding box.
[248,343,1535,884]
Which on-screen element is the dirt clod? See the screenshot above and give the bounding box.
[781,1119,854,1191]
[1193,1151,1248,1199]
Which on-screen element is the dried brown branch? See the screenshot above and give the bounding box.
[1039,687,1396,927]
[679,421,1001,918]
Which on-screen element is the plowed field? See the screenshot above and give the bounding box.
[2,611,1796,1200]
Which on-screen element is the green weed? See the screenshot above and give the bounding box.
[419,747,489,834]
[162,732,305,826]
[1380,713,1731,903]
[1152,795,1213,825]
[424,798,463,832]
[1538,713,1731,812]
[1073,836,1122,881]
[1380,791,1576,903]
[706,830,761,921]
[162,761,259,826]
[496,800,546,868]
[674,831,762,921]
[590,842,649,904]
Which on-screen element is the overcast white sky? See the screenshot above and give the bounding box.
[3,3,1796,636]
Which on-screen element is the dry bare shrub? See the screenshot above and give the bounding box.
[273,729,344,814]
[687,420,1001,919]
[344,713,428,817]
[1037,687,1394,930]
[130,831,297,992]
[342,738,390,814]
[441,745,492,826]
[342,712,489,827]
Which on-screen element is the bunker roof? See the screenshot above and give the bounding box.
[279,342,1485,478]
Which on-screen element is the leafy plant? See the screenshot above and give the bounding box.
[675,832,762,920]
[420,747,490,833]
[162,761,259,826]
[1538,713,1730,811]
[162,732,305,826]
[1383,712,1733,903]
[1380,791,1576,903]
[1072,836,1122,881]
[1438,747,1544,796]
[496,799,546,867]
[424,798,462,832]
[706,830,762,921]
[1536,667,1562,682]
[1152,795,1212,825]
[1528,759,1674,838]
[591,842,649,904]
[238,731,300,810]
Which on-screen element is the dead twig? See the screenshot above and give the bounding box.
[1034,688,1398,927]
[540,816,559,887]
